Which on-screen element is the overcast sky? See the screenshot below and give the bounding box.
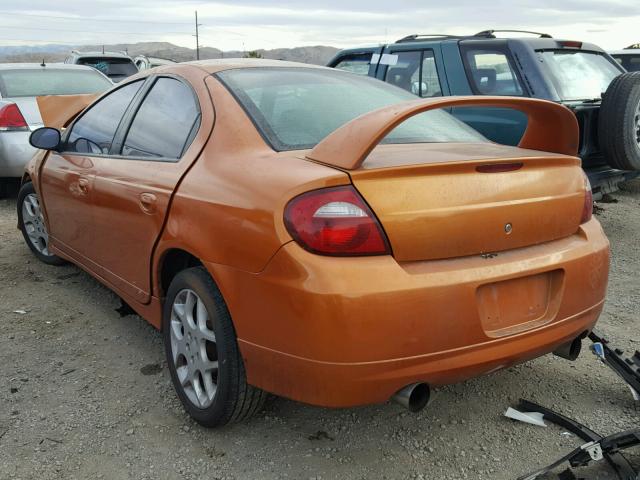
[1,1,638,51]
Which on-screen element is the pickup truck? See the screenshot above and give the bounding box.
[328,30,640,197]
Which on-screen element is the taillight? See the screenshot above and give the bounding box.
[581,173,593,224]
[0,103,28,131]
[560,40,583,49]
[284,185,391,256]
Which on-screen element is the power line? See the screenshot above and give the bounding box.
[0,11,192,25]
[1,24,191,36]
[0,36,78,45]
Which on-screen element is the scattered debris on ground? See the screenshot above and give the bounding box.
[1,189,638,479]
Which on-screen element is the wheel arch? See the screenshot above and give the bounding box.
[156,248,204,298]
[21,173,32,186]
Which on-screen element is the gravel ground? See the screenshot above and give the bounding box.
[1,185,638,480]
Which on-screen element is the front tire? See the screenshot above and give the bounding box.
[163,267,266,427]
[17,182,65,266]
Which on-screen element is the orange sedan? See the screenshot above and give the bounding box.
[19,60,609,427]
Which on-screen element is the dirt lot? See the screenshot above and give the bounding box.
[1,186,639,480]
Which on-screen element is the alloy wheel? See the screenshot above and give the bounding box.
[170,289,219,409]
[21,193,51,256]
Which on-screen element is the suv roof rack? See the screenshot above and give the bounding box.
[396,34,463,43]
[396,30,553,44]
[474,29,552,38]
[625,43,640,49]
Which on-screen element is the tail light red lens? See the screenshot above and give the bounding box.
[560,40,583,49]
[0,103,28,130]
[284,185,391,256]
[581,173,593,224]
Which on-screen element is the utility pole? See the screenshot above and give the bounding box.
[194,10,202,60]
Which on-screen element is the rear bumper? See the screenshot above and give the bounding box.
[208,219,610,407]
[0,131,35,178]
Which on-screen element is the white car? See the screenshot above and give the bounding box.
[134,55,176,71]
[0,63,112,188]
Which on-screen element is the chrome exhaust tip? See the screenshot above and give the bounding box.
[391,383,430,412]
[553,337,582,361]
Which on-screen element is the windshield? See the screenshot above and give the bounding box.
[77,57,138,79]
[537,50,621,101]
[611,53,640,72]
[0,68,112,98]
[218,68,486,151]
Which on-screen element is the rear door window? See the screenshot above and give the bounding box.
[612,54,640,72]
[384,50,443,97]
[121,77,200,160]
[65,80,143,155]
[462,48,524,95]
[333,54,373,75]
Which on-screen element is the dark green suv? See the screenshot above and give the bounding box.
[329,30,640,196]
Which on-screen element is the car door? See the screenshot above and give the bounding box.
[39,80,144,261]
[87,76,204,304]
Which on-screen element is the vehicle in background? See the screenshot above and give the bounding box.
[134,55,177,71]
[610,44,640,72]
[0,63,112,191]
[328,30,640,198]
[65,50,138,83]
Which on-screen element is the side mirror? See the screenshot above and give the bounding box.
[29,127,61,150]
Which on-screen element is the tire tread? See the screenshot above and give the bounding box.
[164,266,265,428]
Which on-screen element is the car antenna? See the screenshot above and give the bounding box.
[102,45,105,54]
[40,58,46,67]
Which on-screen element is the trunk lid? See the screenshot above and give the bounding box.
[349,142,585,262]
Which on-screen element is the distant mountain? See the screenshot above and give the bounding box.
[0,41,340,65]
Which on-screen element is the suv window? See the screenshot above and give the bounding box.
[121,77,200,160]
[463,48,524,96]
[611,54,640,72]
[538,50,621,101]
[66,80,143,155]
[333,54,372,75]
[76,57,138,82]
[384,50,442,97]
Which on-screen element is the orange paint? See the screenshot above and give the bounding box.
[26,60,609,408]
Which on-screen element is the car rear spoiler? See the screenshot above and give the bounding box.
[36,94,98,129]
[306,96,579,170]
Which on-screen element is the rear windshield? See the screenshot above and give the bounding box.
[537,50,621,101]
[76,58,138,78]
[0,68,112,98]
[217,67,486,151]
[611,53,640,72]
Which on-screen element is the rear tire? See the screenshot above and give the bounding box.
[17,182,65,266]
[163,267,266,427]
[598,72,640,171]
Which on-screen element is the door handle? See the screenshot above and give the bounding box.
[78,177,90,194]
[139,192,157,213]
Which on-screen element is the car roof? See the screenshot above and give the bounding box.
[609,50,640,55]
[134,55,176,63]
[188,58,329,74]
[332,35,608,55]
[0,63,105,71]
[72,51,133,59]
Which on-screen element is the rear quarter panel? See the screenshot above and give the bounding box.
[153,76,349,295]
